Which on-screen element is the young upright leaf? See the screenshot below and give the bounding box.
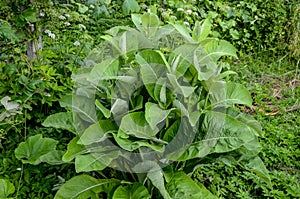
[166,172,217,199]
[0,179,15,198]
[192,19,211,42]
[95,99,111,118]
[15,134,60,165]
[112,183,151,199]
[141,13,160,37]
[171,23,193,42]
[54,175,120,199]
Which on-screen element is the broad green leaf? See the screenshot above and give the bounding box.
[136,51,166,99]
[209,81,252,108]
[141,13,160,38]
[201,40,237,63]
[145,102,173,130]
[192,19,211,42]
[173,44,217,81]
[39,150,65,165]
[147,169,171,199]
[131,14,143,32]
[118,112,159,139]
[210,110,259,153]
[163,120,180,142]
[75,151,119,172]
[42,112,75,133]
[88,59,119,83]
[15,134,60,165]
[171,23,193,42]
[62,137,86,162]
[225,82,252,107]
[95,99,111,118]
[59,95,97,124]
[122,0,140,15]
[167,73,195,97]
[112,183,150,199]
[54,175,120,199]
[78,120,117,145]
[166,172,217,199]
[111,98,128,118]
[178,109,261,161]
[114,134,165,152]
[0,179,15,198]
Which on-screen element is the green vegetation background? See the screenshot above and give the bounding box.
[0,0,299,198]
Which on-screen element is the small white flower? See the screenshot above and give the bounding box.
[184,21,190,26]
[78,24,86,30]
[64,22,71,26]
[49,33,55,39]
[44,93,51,97]
[186,9,192,15]
[16,168,22,171]
[39,12,45,17]
[74,41,81,46]
[177,8,184,12]
[44,29,51,34]
[59,15,66,20]
[65,14,70,18]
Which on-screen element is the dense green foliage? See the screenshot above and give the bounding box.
[0,0,299,198]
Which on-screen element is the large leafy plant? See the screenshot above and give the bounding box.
[15,13,270,198]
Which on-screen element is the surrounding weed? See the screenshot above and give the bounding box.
[193,54,300,198]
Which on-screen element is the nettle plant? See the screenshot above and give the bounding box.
[14,13,270,198]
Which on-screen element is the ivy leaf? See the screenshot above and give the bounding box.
[15,134,61,165]
[122,0,140,15]
[166,172,217,199]
[54,175,120,199]
[112,183,151,199]
[42,112,75,133]
[0,179,15,198]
